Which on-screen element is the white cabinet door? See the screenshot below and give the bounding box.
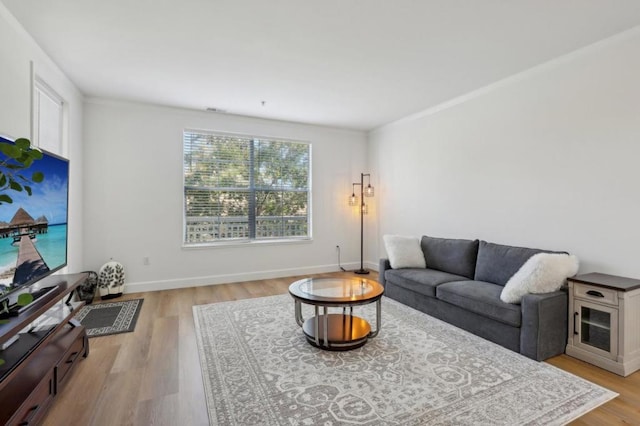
[573,299,618,360]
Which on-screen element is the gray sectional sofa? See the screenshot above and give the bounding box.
[379,236,568,361]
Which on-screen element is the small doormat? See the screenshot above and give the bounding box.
[74,299,144,337]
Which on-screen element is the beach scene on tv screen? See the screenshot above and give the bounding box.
[0,152,68,289]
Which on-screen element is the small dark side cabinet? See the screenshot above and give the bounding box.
[0,273,89,425]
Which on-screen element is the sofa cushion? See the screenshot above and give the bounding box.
[436,280,522,327]
[384,235,426,269]
[500,253,579,303]
[420,236,479,279]
[474,241,557,286]
[385,268,468,298]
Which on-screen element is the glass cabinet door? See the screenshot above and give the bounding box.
[573,300,618,360]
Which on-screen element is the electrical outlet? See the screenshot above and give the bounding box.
[143,256,150,266]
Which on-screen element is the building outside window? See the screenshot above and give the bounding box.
[183,130,311,245]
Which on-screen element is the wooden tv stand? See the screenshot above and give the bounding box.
[0,273,89,425]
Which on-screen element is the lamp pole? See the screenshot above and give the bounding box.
[350,172,373,275]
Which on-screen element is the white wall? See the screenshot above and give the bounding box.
[0,5,84,272]
[83,99,367,292]
[369,28,640,278]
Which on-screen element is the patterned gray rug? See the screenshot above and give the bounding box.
[193,295,616,425]
[74,298,143,337]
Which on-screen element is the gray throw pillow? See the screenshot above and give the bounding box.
[420,236,479,279]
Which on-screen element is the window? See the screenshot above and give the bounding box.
[33,78,64,154]
[183,130,311,245]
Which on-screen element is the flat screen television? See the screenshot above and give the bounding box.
[0,135,68,309]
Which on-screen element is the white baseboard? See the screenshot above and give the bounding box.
[124,260,379,294]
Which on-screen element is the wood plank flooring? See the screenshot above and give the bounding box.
[43,272,639,425]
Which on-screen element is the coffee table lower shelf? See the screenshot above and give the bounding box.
[302,314,371,351]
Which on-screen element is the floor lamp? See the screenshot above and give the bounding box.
[349,173,374,275]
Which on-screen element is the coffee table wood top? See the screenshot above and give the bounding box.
[288,277,384,307]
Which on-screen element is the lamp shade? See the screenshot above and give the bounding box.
[365,184,374,197]
[349,193,358,206]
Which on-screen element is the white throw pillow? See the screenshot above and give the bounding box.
[500,253,579,304]
[383,235,426,269]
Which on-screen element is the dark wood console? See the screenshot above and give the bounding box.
[0,273,89,425]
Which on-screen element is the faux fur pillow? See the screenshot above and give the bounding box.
[500,253,579,304]
[383,235,426,269]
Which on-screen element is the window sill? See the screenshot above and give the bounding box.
[182,238,313,250]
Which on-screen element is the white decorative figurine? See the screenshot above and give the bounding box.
[97,260,125,300]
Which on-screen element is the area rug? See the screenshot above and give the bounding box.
[193,295,616,425]
[74,298,143,337]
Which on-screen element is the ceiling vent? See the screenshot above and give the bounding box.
[206,107,227,113]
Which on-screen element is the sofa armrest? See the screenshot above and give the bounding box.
[379,258,392,287]
[520,290,568,361]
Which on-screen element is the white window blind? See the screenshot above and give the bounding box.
[183,130,311,244]
[33,79,64,154]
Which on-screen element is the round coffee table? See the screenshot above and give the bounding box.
[288,277,384,351]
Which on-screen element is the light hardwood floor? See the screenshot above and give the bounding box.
[43,272,640,425]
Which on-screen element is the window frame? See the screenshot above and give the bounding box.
[182,129,313,247]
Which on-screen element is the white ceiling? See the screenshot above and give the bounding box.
[4,1,640,131]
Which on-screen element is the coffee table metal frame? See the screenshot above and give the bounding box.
[289,277,384,351]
